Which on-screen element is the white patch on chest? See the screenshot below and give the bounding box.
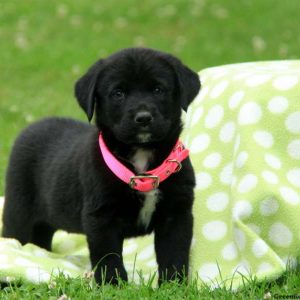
[130,148,153,174]
[130,148,159,228]
[137,190,159,229]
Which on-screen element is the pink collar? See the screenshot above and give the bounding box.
[98,133,190,192]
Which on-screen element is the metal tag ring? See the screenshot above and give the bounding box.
[167,159,182,173]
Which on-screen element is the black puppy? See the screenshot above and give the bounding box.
[2,48,200,284]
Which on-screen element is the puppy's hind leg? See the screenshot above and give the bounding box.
[3,187,55,251]
[31,222,56,251]
[2,193,34,246]
[2,161,36,246]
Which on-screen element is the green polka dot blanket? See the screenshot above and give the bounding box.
[1,61,300,289]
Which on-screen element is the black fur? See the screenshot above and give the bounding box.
[2,48,201,284]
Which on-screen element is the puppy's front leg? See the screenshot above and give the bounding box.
[154,211,193,284]
[84,217,127,285]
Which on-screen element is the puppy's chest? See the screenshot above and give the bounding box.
[130,149,159,229]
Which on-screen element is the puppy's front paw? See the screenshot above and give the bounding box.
[158,267,188,286]
[95,265,128,285]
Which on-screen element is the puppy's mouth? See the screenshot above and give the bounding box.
[135,125,153,143]
[137,133,152,143]
[113,127,168,145]
[112,118,172,145]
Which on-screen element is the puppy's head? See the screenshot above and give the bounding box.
[75,48,200,144]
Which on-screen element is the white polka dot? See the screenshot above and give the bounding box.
[198,263,220,282]
[62,261,80,270]
[228,90,245,110]
[196,172,212,190]
[268,222,293,247]
[222,242,238,261]
[220,162,233,185]
[237,174,258,193]
[26,268,51,283]
[33,249,48,258]
[246,74,271,87]
[285,111,300,134]
[261,170,279,184]
[203,152,222,169]
[185,108,193,126]
[234,72,252,81]
[253,131,274,148]
[137,245,154,261]
[287,168,300,187]
[194,86,209,104]
[212,70,229,79]
[190,134,210,154]
[206,192,229,212]
[252,239,269,257]
[54,231,68,239]
[191,106,204,126]
[124,263,135,272]
[57,239,76,252]
[268,96,289,114]
[219,122,236,143]
[85,262,92,270]
[123,242,138,255]
[280,186,300,205]
[235,151,248,169]
[146,259,157,268]
[268,62,293,70]
[264,153,282,169]
[202,221,227,241]
[232,200,253,220]
[0,263,10,269]
[287,140,300,160]
[259,197,279,216]
[0,239,21,248]
[238,102,262,125]
[257,262,273,274]
[233,228,246,250]
[210,80,228,99]
[273,75,299,90]
[204,105,224,128]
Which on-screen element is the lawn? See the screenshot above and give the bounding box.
[1,0,300,298]
[1,267,300,300]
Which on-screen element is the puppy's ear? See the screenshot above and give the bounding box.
[164,55,201,112]
[74,59,104,122]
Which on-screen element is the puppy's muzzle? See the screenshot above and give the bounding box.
[134,111,153,127]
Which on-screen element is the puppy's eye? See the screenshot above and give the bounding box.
[153,86,164,95]
[111,89,126,101]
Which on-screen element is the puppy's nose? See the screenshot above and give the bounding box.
[134,111,153,126]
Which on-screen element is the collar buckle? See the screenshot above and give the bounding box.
[167,159,182,173]
[129,175,160,190]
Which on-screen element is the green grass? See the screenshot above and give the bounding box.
[1,265,300,300]
[1,0,300,298]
